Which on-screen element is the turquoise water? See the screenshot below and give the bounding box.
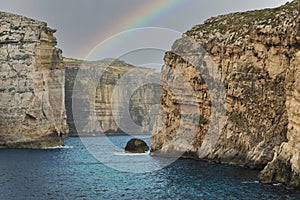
[0,136,299,200]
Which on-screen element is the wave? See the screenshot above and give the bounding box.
[242,181,283,186]
[242,181,259,184]
[42,145,74,149]
[113,151,150,156]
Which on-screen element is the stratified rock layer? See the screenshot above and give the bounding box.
[64,58,160,136]
[0,12,68,148]
[151,0,300,186]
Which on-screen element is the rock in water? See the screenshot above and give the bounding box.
[125,138,149,153]
[151,0,300,186]
[0,12,68,148]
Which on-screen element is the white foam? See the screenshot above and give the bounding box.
[113,151,150,156]
[42,145,74,149]
[242,180,259,184]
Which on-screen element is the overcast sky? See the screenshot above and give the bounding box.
[1,0,290,62]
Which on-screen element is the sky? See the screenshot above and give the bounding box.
[1,0,290,65]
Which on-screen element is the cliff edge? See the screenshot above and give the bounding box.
[151,0,300,186]
[64,58,160,136]
[0,12,68,148]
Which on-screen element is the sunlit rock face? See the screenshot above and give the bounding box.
[64,58,161,136]
[151,0,300,186]
[0,12,68,148]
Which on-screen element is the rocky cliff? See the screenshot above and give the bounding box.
[64,58,160,136]
[0,12,68,148]
[151,0,300,186]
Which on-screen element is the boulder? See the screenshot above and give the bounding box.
[125,138,149,153]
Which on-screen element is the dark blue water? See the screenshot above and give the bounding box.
[0,136,299,200]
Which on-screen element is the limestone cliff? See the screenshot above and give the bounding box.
[64,58,160,136]
[151,0,300,186]
[0,12,68,148]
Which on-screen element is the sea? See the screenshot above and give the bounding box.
[0,135,299,200]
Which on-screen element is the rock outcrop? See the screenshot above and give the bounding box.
[0,12,68,148]
[64,58,160,136]
[125,138,149,153]
[151,0,300,186]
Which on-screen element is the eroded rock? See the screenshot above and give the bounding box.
[0,12,68,148]
[151,0,300,186]
[64,58,161,136]
[125,138,149,153]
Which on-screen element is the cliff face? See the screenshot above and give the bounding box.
[151,0,300,186]
[64,59,160,136]
[0,12,68,148]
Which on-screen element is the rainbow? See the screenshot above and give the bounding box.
[86,0,184,60]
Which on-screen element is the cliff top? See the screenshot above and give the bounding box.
[185,0,300,46]
[63,57,157,73]
[0,11,48,27]
[0,11,57,44]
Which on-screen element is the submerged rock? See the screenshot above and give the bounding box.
[125,138,149,153]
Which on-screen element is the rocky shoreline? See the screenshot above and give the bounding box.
[151,0,300,186]
[0,12,68,148]
[64,58,160,136]
[0,0,299,187]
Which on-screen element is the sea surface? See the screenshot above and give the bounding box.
[0,136,300,200]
